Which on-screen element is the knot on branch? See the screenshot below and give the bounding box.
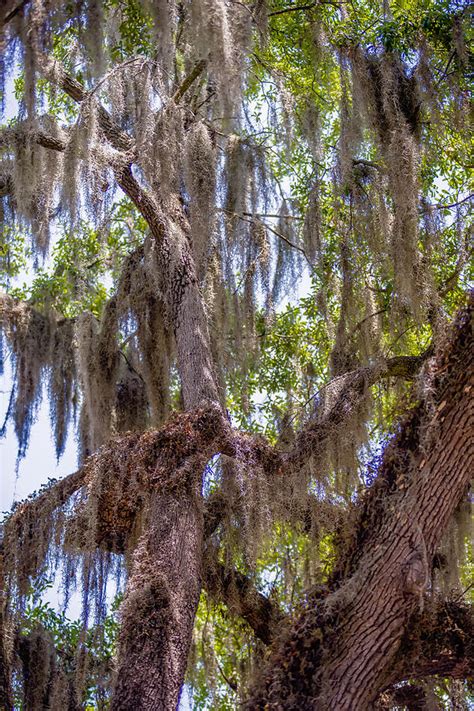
[69,403,230,553]
[403,550,429,597]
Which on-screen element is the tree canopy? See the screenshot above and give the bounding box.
[0,0,472,709]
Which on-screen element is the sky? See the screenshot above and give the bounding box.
[1,67,79,514]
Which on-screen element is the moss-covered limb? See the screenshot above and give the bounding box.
[116,167,221,408]
[1,344,426,575]
[246,296,473,709]
[376,598,474,708]
[38,56,135,154]
[110,406,234,711]
[330,296,472,583]
[5,403,233,550]
[203,556,285,646]
[0,336,430,559]
[172,59,207,102]
[35,54,222,409]
[5,469,86,533]
[2,468,85,595]
[387,597,474,686]
[285,351,428,472]
[111,490,203,711]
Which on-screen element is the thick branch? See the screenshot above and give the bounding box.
[388,597,474,685]
[285,352,428,471]
[247,296,473,708]
[2,346,427,550]
[2,0,29,25]
[35,58,220,408]
[4,468,85,538]
[112,164,165,242]
[110,405,233,711]
[39,57,134,153]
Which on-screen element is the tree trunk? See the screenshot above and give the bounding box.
[111,488,203,711]
[110,170,222,708]
[108,406,231,710]
[0,544,14,711]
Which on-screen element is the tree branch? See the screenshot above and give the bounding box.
[221,208,310,262]
[172,59,207,102]
[203,557,285,645]
[268,3,317,17]
[247,295,474,708]
[285,352,428,471]
[39,57,135,153]
[435,193,473,210]
[2,0,30,25]
[384,597,474,688]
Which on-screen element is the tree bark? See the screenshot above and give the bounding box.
[1,31,470,711]
[109,406,231,710]
[111,489,203,711]
[247,298,473,709]
[0,543,14,711]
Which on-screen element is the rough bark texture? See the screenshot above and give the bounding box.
[36,61,222,707]
[388,597,474,685]
[109,406,231,710]
[203,559,285,646]
[247,298,473,709]
[111,490,203,711]
[0,545,14,711]
[3,52,472,705]
[1,14,472,709]
[4,308,469,708]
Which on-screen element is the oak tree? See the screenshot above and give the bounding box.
[0,0,472,708]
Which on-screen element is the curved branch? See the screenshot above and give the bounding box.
[39,57,135,153]
[285,351,428,471]
[389,597,474,685]
[2,343,428,547]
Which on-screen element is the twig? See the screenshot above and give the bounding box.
[435,194,473,210]
[242,211,303,220]
[119,350,146,384]
[221,209,310,263]
[349,309,387,337]
[215,659,238,693]
[268,3,317,17]
[454,582,474,601]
